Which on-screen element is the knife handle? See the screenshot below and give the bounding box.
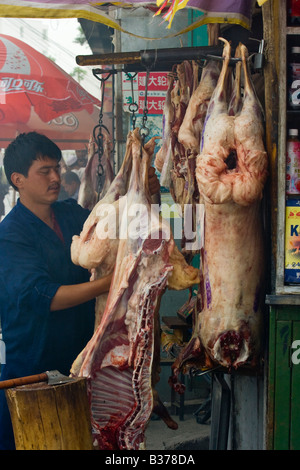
[0,372,48,390]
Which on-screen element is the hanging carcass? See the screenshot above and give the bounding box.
[78,130,114,211]
[71,128,200,446]
[71,130,177,449]
[72,131,199,331]
[71,132,133,330]
[172,39,268,378]
[178,60,220,155]
[156,25,222,254]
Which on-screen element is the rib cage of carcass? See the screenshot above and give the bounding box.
[171,39,268,379]
[71,129,200,449]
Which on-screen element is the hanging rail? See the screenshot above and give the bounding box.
[77,45,226,72]
[77,42,264,72]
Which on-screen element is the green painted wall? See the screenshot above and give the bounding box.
[187,10,208,47]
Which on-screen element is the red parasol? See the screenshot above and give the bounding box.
[0,34,101,149]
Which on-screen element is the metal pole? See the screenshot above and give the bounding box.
[76,45,224,68]
[209,372,231,450]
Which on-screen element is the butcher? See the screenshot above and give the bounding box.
[0,131,160,450]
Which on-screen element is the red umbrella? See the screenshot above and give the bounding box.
[0,106,102,150]
[0,34,101,149]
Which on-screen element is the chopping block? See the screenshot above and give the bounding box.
[5,377,94,450]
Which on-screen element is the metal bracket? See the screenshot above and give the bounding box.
[209,372,231,450]
[249,37,265,72]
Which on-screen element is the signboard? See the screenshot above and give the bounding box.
[122,71,168,115]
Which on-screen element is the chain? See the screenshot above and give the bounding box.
[126,72,138,130]
[139,67,150,149]
[92,69,112,198]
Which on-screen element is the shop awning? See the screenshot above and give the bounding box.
[0,1,268,33]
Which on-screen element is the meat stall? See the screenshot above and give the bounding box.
[74,2,300,450]
[74,17,269,449]
[0,0,296,451]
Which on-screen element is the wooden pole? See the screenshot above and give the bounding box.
[262,0,280,450]
[5,378,94,450]
[262,0,280,292]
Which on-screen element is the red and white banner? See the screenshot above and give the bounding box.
[138,72,168,115]
[123,71,168,115]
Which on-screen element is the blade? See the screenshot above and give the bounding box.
[46,370,75,385]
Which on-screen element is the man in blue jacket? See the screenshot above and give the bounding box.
[0,131,160,450]
[0,132,113,450]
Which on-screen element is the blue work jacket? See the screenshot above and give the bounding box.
[0,198,94,449]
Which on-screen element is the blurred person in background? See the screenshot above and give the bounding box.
[63,148,87,181]
[60,171,81,201]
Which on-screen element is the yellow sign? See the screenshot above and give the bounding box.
[285,200,300,283]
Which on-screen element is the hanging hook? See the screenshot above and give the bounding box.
[125,72,138,130]
[91,69,114,198]
[139,66,151,149]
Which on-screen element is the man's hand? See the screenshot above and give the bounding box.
[148,166,160,195]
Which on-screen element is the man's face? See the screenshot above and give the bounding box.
[18,156,61,205]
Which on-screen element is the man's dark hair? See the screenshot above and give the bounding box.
[4,132,62,190]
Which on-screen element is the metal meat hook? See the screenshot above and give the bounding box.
[125,71,138,130]
[92,68,115,197]
[139,66,151,147]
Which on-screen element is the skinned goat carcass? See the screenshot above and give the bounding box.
[156,56,219,254]
[71,130,176,450]
[77,136,97,210]
[72,131,199,330]
[169,61,194,208]
[178,59,220,155]
[196,39,268,368]
[72,132,133,330]
[78,131,114,210]
[154,73,175,188]
[177,59,220,253]
[172,39,268,379]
